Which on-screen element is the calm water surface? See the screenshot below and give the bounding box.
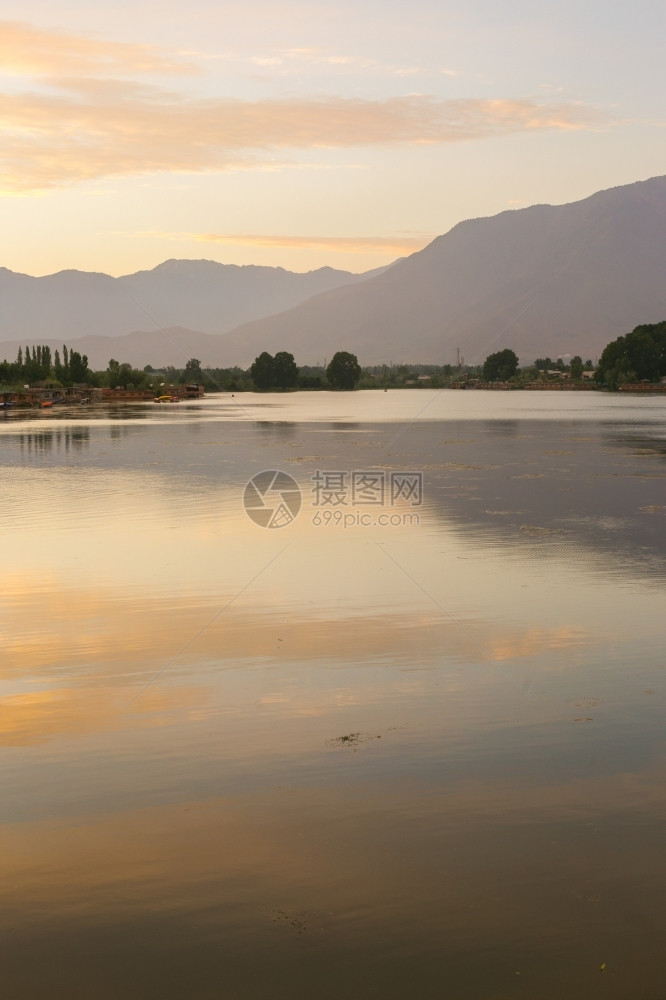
[1,391,665,999]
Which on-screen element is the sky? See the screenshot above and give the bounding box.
[1,0,665,277]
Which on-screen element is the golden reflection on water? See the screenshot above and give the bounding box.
[0,571,595,675]
[1,398,665,998]
[0,685,203,746]
[1,573,599,747]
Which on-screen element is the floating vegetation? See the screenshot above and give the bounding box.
[272,910,309,935]
[327,732,364,747]
[327,726,405,749]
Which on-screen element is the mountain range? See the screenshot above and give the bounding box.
[2,175,666,369]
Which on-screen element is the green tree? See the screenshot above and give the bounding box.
[69,351,89,382]
[273,351,298,389]
[596,321,666,387]
[250,352,276,390]
[569,355,583,380]
[183,358,203,382]
[117,363,133,388]
[511,364,538,386]
[326,351,361,390]
[115,362,148,388]
[482,349,518,382]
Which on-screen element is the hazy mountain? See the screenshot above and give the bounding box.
[0,258,380,346]
[215,175,666,366]
[3,177,665,371]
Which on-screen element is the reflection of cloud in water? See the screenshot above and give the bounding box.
[0,578,593,678]
[0,685,202,746]
[0,570,604,747]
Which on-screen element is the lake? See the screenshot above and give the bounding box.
[1,389,665,999]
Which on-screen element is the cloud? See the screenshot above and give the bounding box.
[268,49,426,77]
[0,19,196,77]
[131,231,433,254]
[0,78,612,192]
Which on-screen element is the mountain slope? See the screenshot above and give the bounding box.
[216,175,666,366]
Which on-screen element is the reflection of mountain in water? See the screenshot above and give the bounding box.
[238,417,666,579]
[413,420,666,578]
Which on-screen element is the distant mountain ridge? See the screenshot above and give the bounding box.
[2,175,666,369]
[0,258,380,347]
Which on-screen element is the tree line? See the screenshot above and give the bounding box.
[0,345,366,392]
[3,323,664,392]
[480,349,596,383]
[249,350,362,390]
[0,344,90,386]
[0,343,483,391]
[0,348,207,391]
[480,323,665,388]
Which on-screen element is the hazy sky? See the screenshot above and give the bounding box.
[2,0,664,276]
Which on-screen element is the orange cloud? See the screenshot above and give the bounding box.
[131,230,433,254]
[0,19,196,77]
[0,79,611,192]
